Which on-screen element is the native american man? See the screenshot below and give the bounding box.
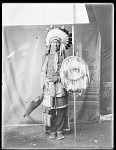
[41,26,72,140]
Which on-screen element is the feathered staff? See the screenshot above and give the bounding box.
[60,56,90,141]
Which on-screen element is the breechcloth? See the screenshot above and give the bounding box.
[43,81,67,109]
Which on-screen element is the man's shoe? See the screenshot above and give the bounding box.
[57,132,64,140]
[49,132,56,139]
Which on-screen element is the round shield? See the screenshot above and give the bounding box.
[60,56,89,94]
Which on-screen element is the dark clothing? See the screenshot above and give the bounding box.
[50,107,67,133]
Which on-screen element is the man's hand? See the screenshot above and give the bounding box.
[48,76,60,82]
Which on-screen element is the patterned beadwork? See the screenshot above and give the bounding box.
[46,53,63,79]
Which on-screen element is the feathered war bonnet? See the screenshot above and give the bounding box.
[45,26,72,56]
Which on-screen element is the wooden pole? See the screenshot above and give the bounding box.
[72,3,77,142]
[74,91,77,141]
[72,3,76,56]
[72,24,75,56]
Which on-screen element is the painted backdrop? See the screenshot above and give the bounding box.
[2,24,101,125]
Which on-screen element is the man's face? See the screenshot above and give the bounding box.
[50,39,60,52]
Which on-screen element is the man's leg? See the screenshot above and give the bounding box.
[50,109,57,132]
[49,96,57,139]
[49,109,57,139]
[45,126,50,135]
[56,106,67,139]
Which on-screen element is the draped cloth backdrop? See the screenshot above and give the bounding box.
[2,24,101,126]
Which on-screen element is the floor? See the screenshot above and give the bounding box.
[2,120,113,149]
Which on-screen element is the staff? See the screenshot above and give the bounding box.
[72,3,77,141]
[60,56,90,142]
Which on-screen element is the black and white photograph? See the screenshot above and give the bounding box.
[2,3,114,149]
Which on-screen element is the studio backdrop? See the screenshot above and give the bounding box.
[2,23,101,126]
